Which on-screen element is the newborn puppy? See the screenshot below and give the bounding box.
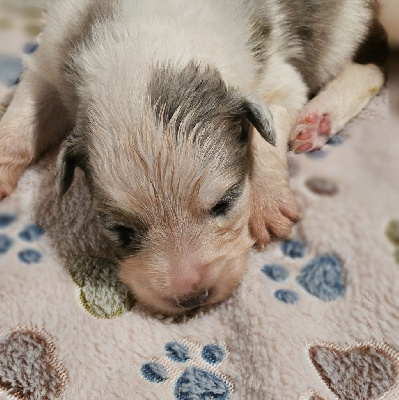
[0,0,387,314]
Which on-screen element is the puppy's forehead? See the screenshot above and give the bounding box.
[84,62,250,216]
[147,61,245,137]
[145,61,251,187]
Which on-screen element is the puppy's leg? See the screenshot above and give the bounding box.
[290,63,385,152]
[291,20,388,152]
[0,71,68,200]
[250,61,308,247]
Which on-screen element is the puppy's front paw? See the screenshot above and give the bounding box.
[290,112,332,153]
[249,175,300,249]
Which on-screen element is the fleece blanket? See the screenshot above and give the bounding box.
[1,2,399,399]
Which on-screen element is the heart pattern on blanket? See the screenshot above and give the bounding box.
[261,239,345,304]
[0,328,68,400]
[141,340,233,400]
[309,343,399,400]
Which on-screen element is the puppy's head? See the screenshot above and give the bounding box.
[57,62,275,314]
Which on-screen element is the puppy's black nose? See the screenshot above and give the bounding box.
[175,290,209,309]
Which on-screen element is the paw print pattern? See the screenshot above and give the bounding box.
[23,41,39,55]
[0,30,41,90]
[326,135,344,146]
[261,264,289,282]
[261,259,300,304]
[141,340,233,400]
[18,224,45,242]
[0,213,17,228]
[0,213,45,264]
[306,149,327,159]
[281,239,306,259]
[261,239,345,304]
[296,254,344,302]
[274,289,299,304]
[18,249,42,264]
[0,55,22,87]
[0,234,13,254]
[302,134,344,160]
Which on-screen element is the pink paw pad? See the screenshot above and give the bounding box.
[291,113,332,153]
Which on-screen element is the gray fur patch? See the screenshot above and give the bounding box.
[281,0,344,92]
[147,61,275,147]
[147,62,249,145]
[248,0,375,93]
[247,18,272,68]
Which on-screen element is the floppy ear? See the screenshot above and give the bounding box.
[244,97,276,146]
[56,136,82,196]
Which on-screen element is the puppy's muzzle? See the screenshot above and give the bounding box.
[174,289,209,309]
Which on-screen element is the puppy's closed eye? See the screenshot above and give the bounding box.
[210,183,243,217]
[98,212,144,251]
[110,225,136,248]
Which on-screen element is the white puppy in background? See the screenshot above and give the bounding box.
[0,0,387,314]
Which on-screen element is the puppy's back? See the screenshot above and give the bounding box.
[249,0,375,93]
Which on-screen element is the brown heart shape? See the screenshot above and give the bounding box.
[0,328,68,400]
[309,343,399,400]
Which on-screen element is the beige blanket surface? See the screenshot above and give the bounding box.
[1,2,399,400]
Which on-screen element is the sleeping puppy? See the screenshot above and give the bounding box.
[0,0,387,314]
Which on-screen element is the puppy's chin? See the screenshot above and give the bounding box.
[118,253,250,315]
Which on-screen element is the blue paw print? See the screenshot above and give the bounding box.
[261,239,345,303]
[0,213,44,264]
[18,249,42,264]
[0,40,39,89]
[18,224,45,242]
[326,134,344,146]
[304,134,344,160]
[281,239,306,259]
[23,41,39,55]
[296,254,344,301]
[0,55,22,87]
[141,341,232,400]
[0,235,13,254]
[274,289,299,304]
[0,214,17,228]
[306,149,327,159]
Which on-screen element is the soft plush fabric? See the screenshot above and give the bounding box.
[1,2,399,399]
